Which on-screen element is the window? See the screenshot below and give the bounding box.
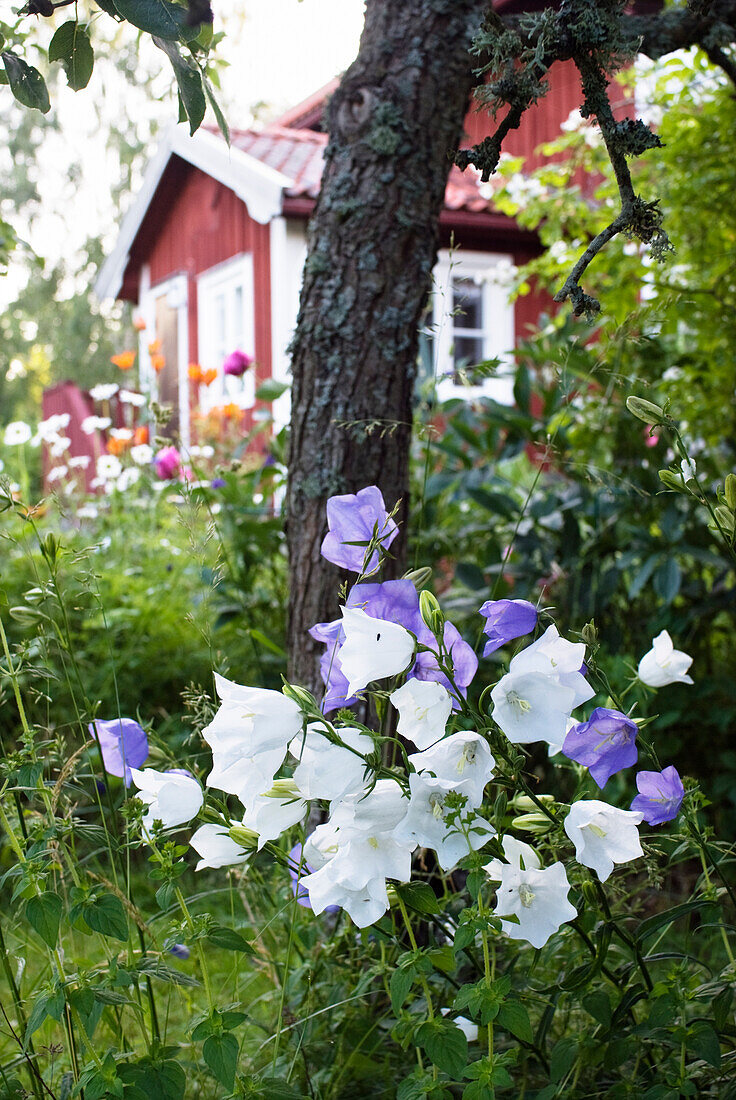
[430,251,516,403]
[197,255,255,411]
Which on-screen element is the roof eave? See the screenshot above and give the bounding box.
[94,125,292,302]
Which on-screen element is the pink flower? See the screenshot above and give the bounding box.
[154,446,182,480]
[223,350,254,377]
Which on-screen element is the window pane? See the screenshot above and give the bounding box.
[452,278,483,330]
[453,334,484,369]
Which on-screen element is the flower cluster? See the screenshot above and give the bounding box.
[120,486,689,949]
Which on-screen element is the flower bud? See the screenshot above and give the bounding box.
[581,880,599,908]
[626,396,667,426]
[511,793,554,813]
[386,885,399,908]
[264,778,301,799]
[713,505,735,534]
[404,567,433,591]
[228,825,259,849]
[419,590,444,637]
[513,812,552,834]
[281,683,318,714]
[581,621,598,647]
[725,474,736,511]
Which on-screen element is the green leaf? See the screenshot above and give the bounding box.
[395,881,440,916]
[416,1018,468,1080]
[48,22,94,90]
[82,893,129,941]
[390,967,414,1015]
[2,52,50,113]
[202,70,229,144]
[582,989,612,1027]
[110,0,199,41]
[549,1037,577,1083]
[26,892,62,948]
[689,1023,721,1069]
[202,1032,238,1090]
[635,898,714,944]
[255,379,290,402]
[652,557,681,604]
[465,487,518,520]
[496,999,533,1044]
[206,924,255,954]
[153,38,205,134]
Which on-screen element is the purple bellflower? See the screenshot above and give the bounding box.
[631,766,685,825]
[288,843,339,912]
[562,708,639,788]
[89,717,149,787]
[479,598,538,657]
[310,579,477,713]
[320,486,399,576]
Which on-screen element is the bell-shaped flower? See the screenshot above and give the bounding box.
[493,859,577,949]
[394,774,494,871]
[300,862,392,927]
[510,625,594,709]
[206,741,285,808]
[338,607,414,696]
[564,799,643,882]
[190,823,250,871]
[440,1010,478,1043]
[637,630,693,687]
[241,780,307,850]
[291,723,374,802]
[203,674,304,755]
[479,598,537,657]
[320,485,399,575]
[491,669,576,746]
[483,835,541,881]
[389,679,452,749]
[562,708,639,788]
[409,732,495,808]
[631,765,685,825]
[89,717,149,786]
[130,767,203,833]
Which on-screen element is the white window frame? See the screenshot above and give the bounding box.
[196,254,256,413]
[431,250,516,404]
[137,267,190,449]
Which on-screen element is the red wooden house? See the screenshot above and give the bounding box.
[95,17,600,449]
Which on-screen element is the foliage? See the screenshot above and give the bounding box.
[1,475,734,1098]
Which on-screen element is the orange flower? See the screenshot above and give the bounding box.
[223,402,242,420]
[133,315,147,331]
[148,339,162,355]
[107,437,127,456]
[201,368,218,386]
[151,354,166,373]
[111,350,136,371]
[188,363,202,383]
[133,426,149,445]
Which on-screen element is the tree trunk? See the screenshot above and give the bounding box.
[286,0,483,691]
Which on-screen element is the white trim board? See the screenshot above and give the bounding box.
[95,125,291,302]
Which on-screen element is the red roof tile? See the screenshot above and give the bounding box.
[228,124,496,213]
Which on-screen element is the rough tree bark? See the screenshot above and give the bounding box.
[286,0,483,691]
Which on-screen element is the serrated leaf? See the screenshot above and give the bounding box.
[496,999,533,1044]
[390,967,414,1014]
[202,1031,238,1090]
[395,881,440,916]
[153,38,205,134]
[416,1018,468,1080]
[26,892,62,948]
[82,893,129,941]
[2,52,50,113]
[48,22,94,90]
[689,1023,721,1068]
[550,1037,577,1083]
